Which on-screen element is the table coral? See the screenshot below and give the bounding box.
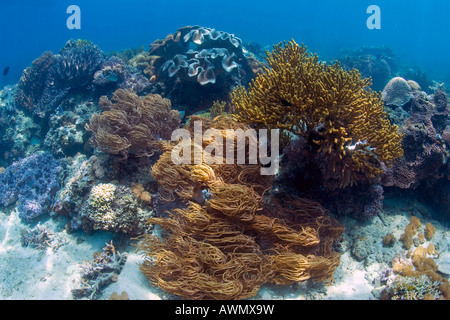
[231,40,403,188]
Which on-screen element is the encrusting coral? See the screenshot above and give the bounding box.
[231,40,403,188]
[86,88,181,158]
[385,216,449,300]
[136,115,344,300]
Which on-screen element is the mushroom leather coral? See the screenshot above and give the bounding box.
[231,40,403,187]
[137,116,344,300]
[86,89,180,158]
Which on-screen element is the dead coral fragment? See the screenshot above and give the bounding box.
[231,40,403,187]
[87,89,180,158]
[72,241,127,300]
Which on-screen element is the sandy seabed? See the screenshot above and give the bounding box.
[0,195,449,300]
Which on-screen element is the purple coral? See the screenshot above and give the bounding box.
[93,56,150,93]
[0,151,62,221]
[15,41,105,119]
[381,90,449,189]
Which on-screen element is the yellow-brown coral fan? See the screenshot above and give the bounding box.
[86,89,180,158]
[231,40,403,187]
[137,116,344,300]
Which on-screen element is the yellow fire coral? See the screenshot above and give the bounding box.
[231,40,403,187]
[86,89,180,158]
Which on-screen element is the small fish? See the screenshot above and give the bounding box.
[3,66,10,76]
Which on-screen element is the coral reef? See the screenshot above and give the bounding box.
[232,40,403,189]
[14,51,56,114]
[0,151,62,221]
[381,215,450,300]
[381,89,449,190]
[136,116,344,300]
[338,46,398,92]
[72,241,127,300]
[53,153,156,235]
[15,40,105,119]
[383,274,443,300]
[87,89,180,159]
[135,26,259,114]
[93,56,151,94]
[36,41,105,118]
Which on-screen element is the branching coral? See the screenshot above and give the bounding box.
[86,89,181,158]
[137,116,344,300]
[231,40,403,187]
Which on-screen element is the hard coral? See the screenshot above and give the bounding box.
[381,89,449,189]
[231,40,403,188]
[0,151,62,221]
[14,51,56,114]
[87,89,181,159]
[93,56,151,93]
[15,40,105,119]
[382,77,413,108]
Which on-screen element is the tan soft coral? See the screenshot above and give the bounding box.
[86,89,180,158]
[137,115,344,300]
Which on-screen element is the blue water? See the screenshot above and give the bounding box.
[1,0,449,89]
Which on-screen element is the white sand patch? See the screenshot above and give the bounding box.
[1,194,449,300]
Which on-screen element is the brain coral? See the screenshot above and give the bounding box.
[382,77,413,107]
